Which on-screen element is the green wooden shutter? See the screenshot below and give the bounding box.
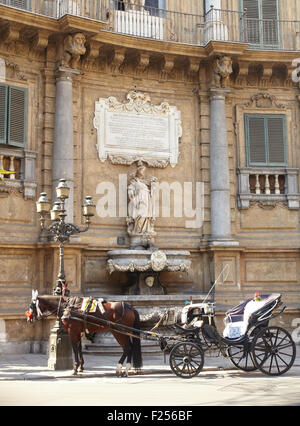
[267,116,286,164]
[246,114,286,166]
[262,0,278,46]
[243,0,260,44]
[246,115,266,165]
[244,0,259,18]
[0,84,8,144]
[8,86,27,147]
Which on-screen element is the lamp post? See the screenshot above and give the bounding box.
[36,179,95,296]
[36,179,95,370]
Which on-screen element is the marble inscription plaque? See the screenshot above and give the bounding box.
[93,91,182,168]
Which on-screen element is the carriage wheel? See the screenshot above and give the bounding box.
[227,343,257,372]
[251,326,296,376]
[169,342,204,378]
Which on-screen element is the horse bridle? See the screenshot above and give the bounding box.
[26,296,62,323]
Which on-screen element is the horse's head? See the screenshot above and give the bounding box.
[25,290,42,323]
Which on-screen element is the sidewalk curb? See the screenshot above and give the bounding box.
[0,365,237,381]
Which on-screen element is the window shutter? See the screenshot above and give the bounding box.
[267,117,285,164]
[0,84,8,144]
[262,0,278,46]
[246,115,266,165]
[145,0,159,8]
[243,0,260,44]
[262,0,278,19]
[243,0,259,18]
[8,86,27,147]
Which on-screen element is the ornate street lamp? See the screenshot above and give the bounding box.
[36,179,95,370]
[36,179,95,297]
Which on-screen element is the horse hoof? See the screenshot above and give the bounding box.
[72,370,78,376]
[79,367,84,373]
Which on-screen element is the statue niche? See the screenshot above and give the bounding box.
[61,33,86,69]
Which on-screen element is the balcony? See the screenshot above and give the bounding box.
[237,167,300,210]
[0,0,299,50]
[0,147,37,200]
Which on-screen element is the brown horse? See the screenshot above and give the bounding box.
[26,290,143,376]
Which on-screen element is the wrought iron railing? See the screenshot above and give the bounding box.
[0,0,299,50]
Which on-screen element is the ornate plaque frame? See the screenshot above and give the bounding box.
[93,91,182,168]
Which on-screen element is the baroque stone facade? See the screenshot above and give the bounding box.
[0,0,300,352]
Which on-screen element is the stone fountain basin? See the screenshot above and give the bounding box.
[107,249,191,274]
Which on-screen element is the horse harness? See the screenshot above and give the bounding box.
[61,297,127,334]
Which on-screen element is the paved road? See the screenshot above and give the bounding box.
[1,367,300,407]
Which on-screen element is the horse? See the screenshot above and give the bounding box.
[26,291,143,377]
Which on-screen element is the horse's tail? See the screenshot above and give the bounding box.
[132,308,143,369]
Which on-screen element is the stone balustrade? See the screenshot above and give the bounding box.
[237,167,300,210]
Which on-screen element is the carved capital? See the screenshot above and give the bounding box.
[55,66,80,83]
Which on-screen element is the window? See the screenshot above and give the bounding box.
[242,0,279,47]
[0,84,27,147]
[245,114,287,166]
[145,0,165,16]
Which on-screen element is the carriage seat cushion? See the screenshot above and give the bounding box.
[223,298,269,339]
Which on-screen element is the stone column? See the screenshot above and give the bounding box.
[209,87,237,245]
[52,67,79,222]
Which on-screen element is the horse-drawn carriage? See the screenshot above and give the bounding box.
[160,293,296,378]
[26,290,296,378]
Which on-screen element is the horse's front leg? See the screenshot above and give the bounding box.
[71,340,80,375]
[78,340,84,373]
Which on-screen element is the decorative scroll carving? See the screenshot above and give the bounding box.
[246,92,285,109]
[4,59,26,81]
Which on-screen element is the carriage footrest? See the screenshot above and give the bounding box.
[171,323,200,335]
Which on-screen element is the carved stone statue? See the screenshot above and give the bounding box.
[211,55,232,88]
[61,33,86,69]
[125,272,166,295]
[127,162,157,240]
